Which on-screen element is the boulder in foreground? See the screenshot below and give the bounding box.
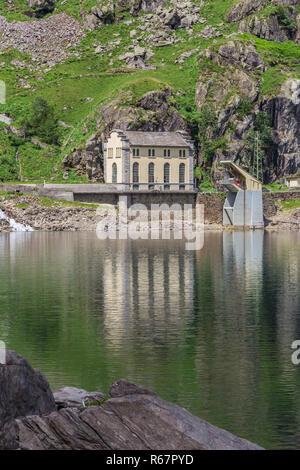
[0,350,56,428]
[0,352,263,450]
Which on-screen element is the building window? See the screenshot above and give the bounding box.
[148,149,155,157]
[164,149,167,157]
[183,149,186,158]
[133,148,140,157]
[133,162,139,190]
[179,163,185,190]
[116,147,122,158]
[112,163,117,183]
[148,162,154,190]
[164,163,170,191]
[152,149,155,157]
[179,149,186,158]
[133,162,139,183]
[108,148,113,158]
[164,149,170,157]
[148,149,151,157]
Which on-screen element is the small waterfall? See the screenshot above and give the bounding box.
[0,209,34,232]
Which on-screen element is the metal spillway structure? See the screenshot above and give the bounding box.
[220,161,264,229]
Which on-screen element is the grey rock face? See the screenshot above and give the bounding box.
[238,6,299,43]
[54,387,105,409]
[196,39,300,181]
[62,133,103,182]
[215,40,265,72]
[2,380,263,450]
[116,0,167,16]
[239,14,289,42]
[0,351,56,432]
[227,0,300,23]
[227,0,266,23]
[263,93,300,178]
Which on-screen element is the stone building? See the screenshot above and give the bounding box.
[104,130,194,191]
[285,175,300,189]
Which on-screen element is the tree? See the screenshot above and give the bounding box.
[22,97,59,145]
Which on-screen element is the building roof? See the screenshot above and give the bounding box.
[112,130,193,148]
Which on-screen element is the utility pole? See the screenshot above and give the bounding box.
[254,131,263,183]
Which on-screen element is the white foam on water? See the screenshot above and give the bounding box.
[0,209,34,232]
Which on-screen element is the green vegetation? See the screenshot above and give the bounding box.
[275,198,300,211]
[275,6,297,34]
[263,181,289,192]
[0,0,299,186]
[242,112,273,182]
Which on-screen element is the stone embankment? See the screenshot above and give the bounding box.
[0,190,299,232]
[0,350,263,450]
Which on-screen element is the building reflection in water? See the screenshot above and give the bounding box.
[102,240,195,345]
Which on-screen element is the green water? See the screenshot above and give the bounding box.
[0,231,299,449]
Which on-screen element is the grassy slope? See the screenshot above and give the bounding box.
[0,0,299,182]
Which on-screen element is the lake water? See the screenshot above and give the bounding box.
[0,231,299,449]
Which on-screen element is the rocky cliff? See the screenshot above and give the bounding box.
[0,0,299,187]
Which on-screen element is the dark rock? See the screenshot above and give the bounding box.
[27,0,55,16]
[262,88,300,180]
[0,350,56,435]
[2,379,263,450]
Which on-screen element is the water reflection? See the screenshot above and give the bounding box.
[0,230,299,449]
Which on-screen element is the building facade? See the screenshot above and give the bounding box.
[104,130,194,191]
[285,175,300,188]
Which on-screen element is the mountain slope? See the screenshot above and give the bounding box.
[0,0,299,187]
